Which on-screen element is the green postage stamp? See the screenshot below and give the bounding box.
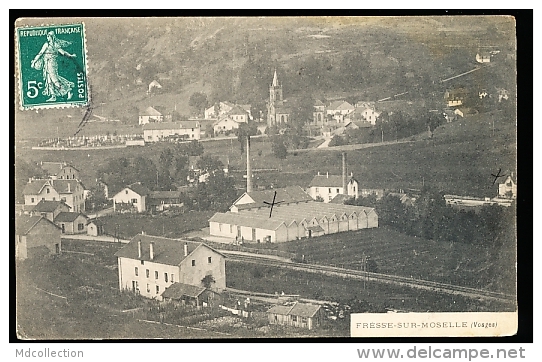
[16,23,89,110]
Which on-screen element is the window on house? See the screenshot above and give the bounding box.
[230,225,233,233]
[61,197,66,202]
[218,223,222,231]
[336,188,340,193]
[164,273,168,283]
[78,223,84,231]
[46,188,50,194]
[135,267,139,276]
[42,198,45,201]
[171,274,174,283]
[155,271,158,279]
[146,269,150,278]
[191,260,196,267]
[53,197,56,201]
[141,260,144,265]
[208,256,212,264]
[31,198,34,203]
[147,284,150,293]
[132,198,137,203]
[292,315,297,322]
[353,187,356,192]
[156,285,160,294]
[328,188,331,193]
[125,190,128,194]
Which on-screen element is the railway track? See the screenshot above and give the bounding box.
[227,254,515,304]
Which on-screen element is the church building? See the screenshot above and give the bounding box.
[267,70,291,127]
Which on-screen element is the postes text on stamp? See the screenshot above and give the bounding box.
[16,23,89,110]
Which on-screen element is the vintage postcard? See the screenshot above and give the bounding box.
[14,16,517,339]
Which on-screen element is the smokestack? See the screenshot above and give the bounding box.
[67,182,71,193]
[184,243,188,257]
[342,152,347,194]
[138,240,142,258]
[149,242,154,260]
[246,136,252,193]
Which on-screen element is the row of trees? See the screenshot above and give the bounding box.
[347,190,515,248]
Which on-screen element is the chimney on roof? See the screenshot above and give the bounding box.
[342,152,347,194]
[326,172,329,178]
[149,242,154,260]
[317,171,320,176]
[184,243,188,257]
[138,240,142,258]
[142,231,146,235]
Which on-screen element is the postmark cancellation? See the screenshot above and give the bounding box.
[15,22,89,110]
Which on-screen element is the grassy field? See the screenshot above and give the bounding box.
[226,262,514,314]
[98,211,215,240]
[242,227,516,295]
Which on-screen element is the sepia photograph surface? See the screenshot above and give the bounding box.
[15,16,517,339]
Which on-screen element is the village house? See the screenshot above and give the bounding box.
[357,107,381,125]
[212,106,250,135]
[308,172,359,202]
[498,174,517,199]
[143,121,201,142]
[112,182,150,213]
[114,234,226,301]
[29,200,71,222]
[444,88,468,107]
[326,100,355,123]
[359,188,385,199]
[16,215,62,260]
[204,101,235,119]
[476,51,491,63]
[454,107,477,118]
[87,218,105,236]
[54,212,89,234]
[267,302,324,330]
[40,161,80,180]
[139,106,164,125]
[147,80,162,94]
[387,192,416,207]
[23,179,86,213]
[147,190,184,212]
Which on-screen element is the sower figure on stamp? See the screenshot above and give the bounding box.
[31,31,76,102]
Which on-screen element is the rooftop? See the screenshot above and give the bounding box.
[31,200,71,213]
[236,186,313,209]
[161,282,207,299]
[114,234,224,266]
[54,212,88,223]
[309,174,356,188]
[16,215,60,235]
[267,302,321,318]
[140,106,162,117]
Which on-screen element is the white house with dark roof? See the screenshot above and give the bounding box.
[54,212,89,234]
[112,182,150,213]
[143,121,201,142]
[308,172,359,202]
[230,186,314,212]
[139,106,164,125]
[498,174,517,199]
[114,234,226,300]
[23,179,86,213]
[40,162,80,180]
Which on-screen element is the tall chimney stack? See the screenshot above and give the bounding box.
[246,136,252,193]
[342,152,347,194]
[149,242,154,260]
[138,240,142,258]
[184,243,188,257]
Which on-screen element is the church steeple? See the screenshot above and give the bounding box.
[272,68,279,87]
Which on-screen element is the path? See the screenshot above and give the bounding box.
[294,139,415,153]
[317,137,332,148]
[86,207,114,219]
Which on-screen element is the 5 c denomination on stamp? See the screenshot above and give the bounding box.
[16,23,89,110]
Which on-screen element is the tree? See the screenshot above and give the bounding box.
[236,122,258,153]
[272,136,288,159]
[201,275,215,289]
[196,155,224,174]
[159,148,174,172]
[189,92,208,116]
[85,183,108,211]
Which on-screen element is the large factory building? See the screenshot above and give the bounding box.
[209,186,378,243]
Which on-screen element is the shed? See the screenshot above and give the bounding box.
[267,302,324,330]
[16,215,62,260]
[161,282,222,307]
[87,218,105,236]
[54,212,89,234]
